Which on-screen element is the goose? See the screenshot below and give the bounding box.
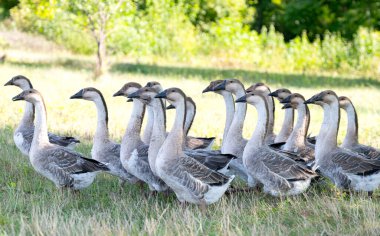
[237,91,317,196]
[246,82,276,144]
[268,88,293,143]
[4,75,80,156]
[113,83,168,192]
[305,90,380,192]
[202,80,235,147]
[167,97,215,150]
[154,87,234,206]
[132,88,236,174]
[213,79,249,181]
[146,81,215,150]
[339,96,380,159]
[11,89,109,190]
[70,87,139,185]
[277,93,315,164]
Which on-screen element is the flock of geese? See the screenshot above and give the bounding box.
[4,75,380,208]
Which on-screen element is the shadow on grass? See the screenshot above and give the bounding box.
[111,63,380,88]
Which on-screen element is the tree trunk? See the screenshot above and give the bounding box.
[95,32,107,79]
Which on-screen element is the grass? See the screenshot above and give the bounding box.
[1,50,380,235]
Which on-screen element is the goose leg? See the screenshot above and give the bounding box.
[199,199,207,214]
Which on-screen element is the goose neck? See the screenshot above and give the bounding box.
[93,96,109,144]
[266,95,275,136]
[142,106,154,144]
[276,108,294,142]
[167,100,186,152]
[32,100,50,148]
[342,105,358,147]
[184,103,195,135]
[283,105,309,151]
[125,99,145,138]
[222,92,235,145]
[19,102,35,128]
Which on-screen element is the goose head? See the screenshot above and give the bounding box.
[246,82,271,95]
[145,81,163,93]
[155,87,186,108]
[12,89,43,104]
[305,90,338,106]
[235,91,266,107]
[128,87,158,105]
[213,79,245,95]
[70,87,104,102]
[4,75,33,90]
[202,80,223,93]
[281,93,306,109]
[338,96,353,110]
[113,82,142,101]
[268,88,291,102]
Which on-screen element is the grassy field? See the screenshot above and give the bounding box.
[1,47,380,235]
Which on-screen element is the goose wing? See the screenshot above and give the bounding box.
[330,149,380,176]
[48,132,80,146]
[353,144,380,160]
[184,149,236,171]
[261,148,317,181]
[48,147,109,174]
[176,156,230,186]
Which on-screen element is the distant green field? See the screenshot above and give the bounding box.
[1,54,380,235]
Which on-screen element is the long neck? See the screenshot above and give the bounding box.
[124,99,145,141]
[283,105,309,151]
[222,89,246,153]
[142,106,154,144]
[32,100,50,147]
[19,102,35,128]
[243,100,268,161]
[165,100,186,155]
[275,108,294,142]
[316,101,340,161]
[266,95,275,137]
[184,103,195,135]
[93,96,109,144]
[342,105,359,147]
[148,98,167,172]
[221,92,235,146]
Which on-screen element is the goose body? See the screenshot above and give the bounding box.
[305,91,380,191]
[5,75,79,156]
[12,89,108,190]
[238,92,317,196]
[155,88,234,205]
[114,83,167,191]
[339,96,380,160]
[70,87,138,184]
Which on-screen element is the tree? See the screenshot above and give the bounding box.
[67,0,128,78]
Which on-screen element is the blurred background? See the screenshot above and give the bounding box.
[0,0,379,79]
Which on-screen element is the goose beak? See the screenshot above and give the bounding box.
[305,93,322,104]
[268,91,278,97]
[166,104,175,110]
[12,92,25,101]
[70,89,84,99]
[127,98,133,102]
[281,103,292,109]
[235,95,247,103]
[202,86,212,93]
[155,90,167,98]
[281,95,291,104]
[4,79,14,86]
[113,89,124,97]
[145,82,152,87]
[213,80,226,91]
[128,90,140,99]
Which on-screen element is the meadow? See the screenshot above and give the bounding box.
[1,35,380,235]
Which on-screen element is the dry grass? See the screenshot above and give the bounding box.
[1,49,380,235]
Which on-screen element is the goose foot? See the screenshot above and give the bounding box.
[368,191,373,198]
[178,201,188,209]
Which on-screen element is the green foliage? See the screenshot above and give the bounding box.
[8,0,380,77]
